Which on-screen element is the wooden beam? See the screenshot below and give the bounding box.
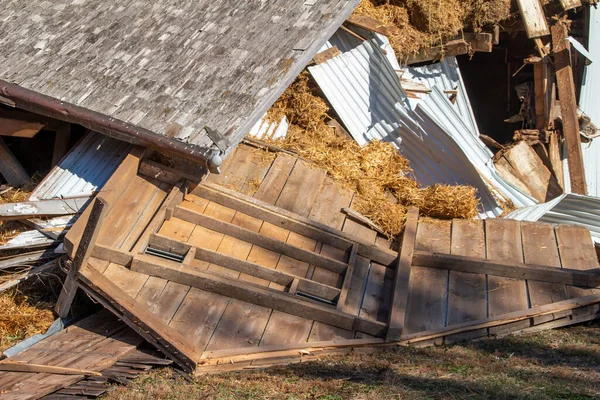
[0,118,44,138]
[548,132,564,188]
[51,123,71,166]
[0,196,91,221]
[400,292,600,344]
[406,33,492,65]
[552,22,587,195]
[337,244,357,312]
[534,62,549,129]
[139,159,203,186]
[342,208,386,236]
[345,15,401,37]
[91,244,134,266]
[173,206,349,274]
[313,46,341,65]
[0,137,29,187]
[147,233,341,301]
[131,253,387,337]
[78,264,200,372]
[387,207,418,341]
[192,182,398,266]
[412,251,600,288]
[516,0,550,38]
[55,197,108,318]
[0,362,102,376]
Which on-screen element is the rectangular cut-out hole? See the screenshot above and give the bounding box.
[296,291,336,306]
[145,246,185,263]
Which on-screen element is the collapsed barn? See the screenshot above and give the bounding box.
[1,0,600,398]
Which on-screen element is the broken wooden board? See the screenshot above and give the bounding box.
[0,197,91,221]
[406,33,493,64]
[516,0,550,38]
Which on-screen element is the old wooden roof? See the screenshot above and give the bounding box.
[0,0,359,161]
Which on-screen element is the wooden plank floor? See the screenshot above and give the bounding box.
[0,310,143,400]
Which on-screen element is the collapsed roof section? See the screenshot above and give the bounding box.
[0,0,360,163]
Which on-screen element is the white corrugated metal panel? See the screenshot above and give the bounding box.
[249,115,288,140]
[573,6,600,196]
[309,30,535,217]
[30,132,133,201]
[505,193,600,243]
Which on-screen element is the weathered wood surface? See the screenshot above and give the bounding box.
[0,0,360,159]
[516,0,550,38]
[552,22,587,195]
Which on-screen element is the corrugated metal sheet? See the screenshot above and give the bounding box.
[570,6,600,196]
[309,30,535,217]
[30,132,133,201]
[505,193,600,243]
[249,115,289,140]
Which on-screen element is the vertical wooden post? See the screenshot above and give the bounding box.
[551,22,588,195]
[51,123,71,167]
[55,197,109,318]
[387,207,419,341]
[0,137,29,187]
[533,61,549,129]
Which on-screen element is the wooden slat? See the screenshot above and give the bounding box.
[0,197,90,221]
[559,0,581,10]
[91,244,133,266]
[0,362,101,376]
[337,244,358,312]
[275,160,327,217]
[130,253,387,336]
[386,207,418,341]
[411,251,600,287]
[516,0,550,38]
[404,220,450,342]
[552,22,587,195]
[78,264,201,372]
[486,219,530,335]
[555,225,600,319]
[173,206,348,274]
[149,233,341,301]
[193,182,397,265]
[253,153,297,203]
[521,222,569,324]
[447,219,487,342]
[55,197,108,318]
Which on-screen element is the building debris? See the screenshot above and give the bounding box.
[1,1,600,398]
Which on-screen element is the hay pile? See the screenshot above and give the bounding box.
[0,180,38,245]
[353,0,512,59]
[0,289,55,352]
[267,72,479,237]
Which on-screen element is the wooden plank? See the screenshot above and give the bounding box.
[404,220,450,342]
[0,197,90,221]
[56,197,108,318]
[486,219,530,335]
[103,263,149,298]
[192,182,397,265]
[406,33,493,64]
[78,264,201,372]
[548,132,564,189]
[275,160,326,217]
[521,222,569,324]
[150,235,341,301]
[130,253,387,336]
[386,207,418,341]
[0,362,101,376]
[0,118,44,138]
[401,292,600,345]
[447,219,487,342]
[0,137,29,187]
[555,225,600,319]
[173,206,348,274]
[533,62,548,129]
[63,146,148,257]
[259,311,314,346]
[552,22,587,195]
[498,141,562,202]
[139,159,203,186]
[337,244,358,312]
[516,0,550,38]
[91,244,133,265]
[313,46,342,64]
[345,15,401,37]
[411,251,600,287]
[253,153,297,203]
[342,207,386,236]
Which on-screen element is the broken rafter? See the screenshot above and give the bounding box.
[0,137,29,187]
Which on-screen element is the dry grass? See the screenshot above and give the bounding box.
[105,320,600,400]
[0,287,56,352]
[0,176,40,245]
[267,72,478,237]
[353,0,512,60]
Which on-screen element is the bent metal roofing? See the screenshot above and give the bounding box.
[0,0,360,162]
